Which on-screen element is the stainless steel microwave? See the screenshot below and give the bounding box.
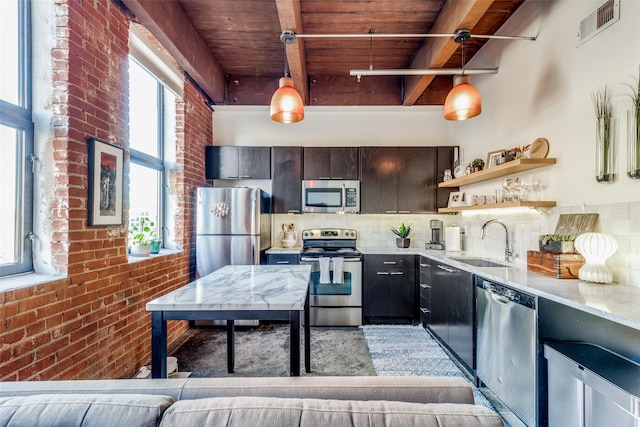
[302,180,360,213]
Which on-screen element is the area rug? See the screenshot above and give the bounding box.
[170,324,376,377]
[362,324,512,427]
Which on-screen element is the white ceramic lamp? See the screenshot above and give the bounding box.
[574,232,618,284]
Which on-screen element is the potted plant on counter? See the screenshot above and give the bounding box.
[129,216,157,257]
[391,223,412,248]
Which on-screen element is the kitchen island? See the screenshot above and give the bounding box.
[146,264,311,378]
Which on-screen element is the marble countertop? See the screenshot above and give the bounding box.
[359,247,640,331]
[146,265,311,312]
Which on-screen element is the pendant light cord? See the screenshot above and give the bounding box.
[369,29,374,71]
[461,40,466,75]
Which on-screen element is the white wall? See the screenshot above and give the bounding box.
[454,0,640,205]
[213,106,451,147]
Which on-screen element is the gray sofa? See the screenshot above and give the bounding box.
[0,376,503,426]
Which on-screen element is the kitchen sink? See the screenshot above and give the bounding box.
[450,257,506,268]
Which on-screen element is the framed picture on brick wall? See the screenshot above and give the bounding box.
[88,138,124,226]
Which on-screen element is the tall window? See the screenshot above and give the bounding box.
[128,58,175,249]
[0,0,33,276]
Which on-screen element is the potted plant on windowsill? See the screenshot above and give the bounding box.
[391,223,411,248]
[129,216,157,257]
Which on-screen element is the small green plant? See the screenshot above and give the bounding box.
[390,223,411,238]
[471,158,484,167]
[129,216,157,246]
[626,65,640,178]
[591,85,613,181]
[539,234,575,244]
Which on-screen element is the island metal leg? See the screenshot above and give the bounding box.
[289,310,300,376]
[151,311,167,378]
[304,295,310,373]
[226,320,235,373]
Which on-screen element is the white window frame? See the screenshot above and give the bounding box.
[0,0,34,277]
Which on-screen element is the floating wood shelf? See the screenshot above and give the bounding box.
[438,158,557,188]
[438,200,556,213]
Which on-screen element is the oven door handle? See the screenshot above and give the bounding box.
[300,257,361,262]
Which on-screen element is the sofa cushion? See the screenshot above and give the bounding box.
[0,393,173,427]
[180,376,475,404]
[159,396,503,427]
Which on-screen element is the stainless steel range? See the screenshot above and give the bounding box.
[299,228,362,326]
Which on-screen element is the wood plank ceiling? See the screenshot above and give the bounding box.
[122,0,525,107]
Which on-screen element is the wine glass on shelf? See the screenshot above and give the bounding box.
[502,178,512,202]
[520,176,532,201]
[532,175,546,201]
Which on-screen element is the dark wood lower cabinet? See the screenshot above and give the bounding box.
[363,254,416,324]
[429,261,475,374]
[418,256,433,328]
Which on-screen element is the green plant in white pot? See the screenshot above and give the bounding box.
[391,223,411,248]
[129,216,157,257]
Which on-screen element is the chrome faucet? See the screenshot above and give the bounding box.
[480,219,513,263]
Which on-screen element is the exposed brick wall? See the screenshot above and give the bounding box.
[0,0,210,381]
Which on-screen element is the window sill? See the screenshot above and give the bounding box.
[127,248,182,264]
[0,272,64,293]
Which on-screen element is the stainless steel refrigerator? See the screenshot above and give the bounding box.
[196,187,271,325]
[196,187,271,277]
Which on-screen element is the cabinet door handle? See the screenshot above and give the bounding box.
[420,263,431,268]
[385,210,398,214]
[276,261,290,264]
[376,272,390,275]
[420,284,431,289]
[398,210,411,214]
[383,261,397,265]
[239,175,251,179]
[318,176,331,180]
[287,210,300,213]
[390,272,404,275]
[226,176,240,179]
[420,308,431,314]
[437,264,456,273]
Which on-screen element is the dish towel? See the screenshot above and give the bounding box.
[319,257,331,284]
[332,257,344,284]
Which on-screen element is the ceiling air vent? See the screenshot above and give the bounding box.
[577,0,620,46]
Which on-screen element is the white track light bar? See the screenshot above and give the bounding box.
[349,68,498,77]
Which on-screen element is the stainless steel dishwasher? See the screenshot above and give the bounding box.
[476,277,537,427]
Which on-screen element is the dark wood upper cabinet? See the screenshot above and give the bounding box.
[360,146,398,214]
[303,147,359,180]
[360,146,440,214]
[397,147,437,213]
[205,146,270,179]
[271,146,302,213]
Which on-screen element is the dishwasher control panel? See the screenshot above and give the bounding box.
[477,278,536,309]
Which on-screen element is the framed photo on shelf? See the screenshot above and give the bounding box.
[87,138,123,226]
[447,191,465,207]
[486,149,505,168]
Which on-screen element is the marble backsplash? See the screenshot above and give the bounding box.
[272,201,640,288]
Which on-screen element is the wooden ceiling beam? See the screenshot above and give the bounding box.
[402,0,494,106]
[275,0,308,104]
[122,0,226,103]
